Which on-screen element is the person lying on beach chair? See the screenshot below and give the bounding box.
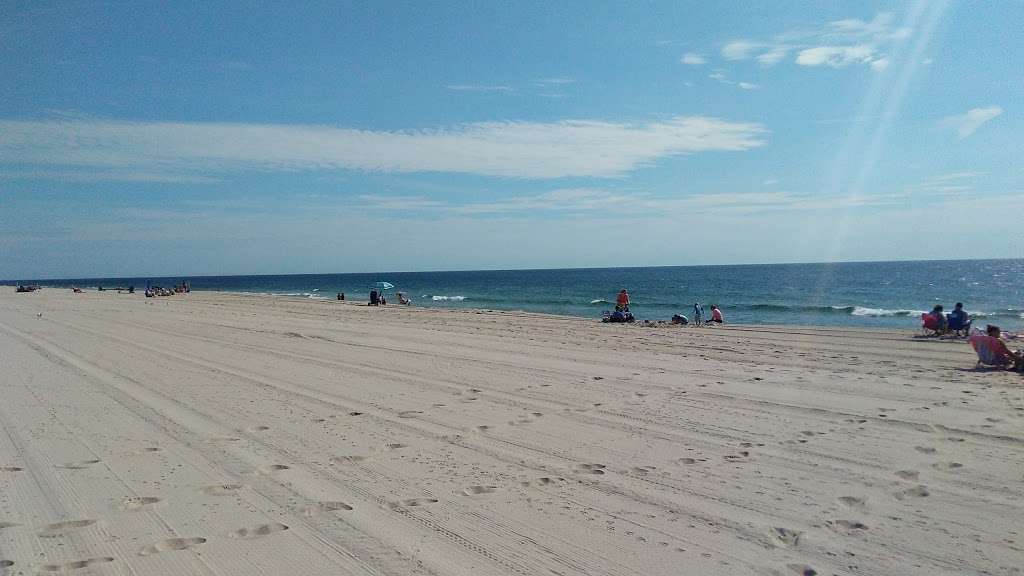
[969,325,1023,370]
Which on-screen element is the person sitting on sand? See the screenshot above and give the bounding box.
[616,289,630,312]
[709,305,724,324]
[947,302,970,336]
[929,305,948,334]
[398,292,411,305]
[970,325,1024,371]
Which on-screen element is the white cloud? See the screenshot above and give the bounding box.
[737,82,760,90]
[680,53,706,65]
[795,45,874,67]
[0,116,767,180]
[720,12,910,70]
[756,48,789,65]
[722,41,761,60]
[941,106,1003,139]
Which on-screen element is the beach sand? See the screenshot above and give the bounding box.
[0,290,1021,575]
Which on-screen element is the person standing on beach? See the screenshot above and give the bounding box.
[616,289,630,311]
[693,302,704,325]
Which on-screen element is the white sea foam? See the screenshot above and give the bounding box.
[851,306,922,317]
[431,295,466,301]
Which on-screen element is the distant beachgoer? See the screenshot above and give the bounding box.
[930,305,948,333]
[369,290,379,305]
[337,292,345,301]
[693,303,704,325]
[399,292,411,305]
[947,302,970,336]
[671,314,688,325]
[616,289,630,312]
[710,305,724,323]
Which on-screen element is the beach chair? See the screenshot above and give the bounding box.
[968,333,1014,369]
[920,313,944,336]
[946,314,971,337]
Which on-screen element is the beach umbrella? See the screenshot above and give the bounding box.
[374,281,394,291]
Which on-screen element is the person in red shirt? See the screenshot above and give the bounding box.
[616,289,630,312]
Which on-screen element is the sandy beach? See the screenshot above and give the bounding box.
[0,289,1021,576]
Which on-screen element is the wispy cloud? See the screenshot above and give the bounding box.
[940,106,1003,139]
[721,12,909,71]
[445,84,514,92]
[907,172,984,196]
[0,169,218,183]
[534,77,575,85]
[708,72,761,90]
[680,53,706,65]
[355,188,901,218]
[0,116,767,180]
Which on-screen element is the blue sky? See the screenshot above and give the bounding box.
[1,1,1021,278]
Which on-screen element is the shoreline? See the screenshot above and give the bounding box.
[0,289,1020,575]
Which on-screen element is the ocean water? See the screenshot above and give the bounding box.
[8,259,1024,329]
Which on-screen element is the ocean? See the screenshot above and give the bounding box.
[8,259,1024,329]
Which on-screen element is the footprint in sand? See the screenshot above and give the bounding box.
[388,498,438,509]
[398,411,423,418]
[772,527,802,547]
[259,464,290,473]
[932,462,964,471]
[304,501,353,516]
[0,466,24,473]
[837,496,866,508]
[331,455,368,465]
[348,411,364,416]
[384,443,408,451]
[0,560,12,568]
[827,519,868,532]
[201,483,244,496]
[0,521,19,530]
[894,470,919,481]
[37,519,97,538]
[228,523,289,540]
[36,557,115,571]
[139,537,207,555]
[786,564,818,576]
[55,459,100,470]
[576,463,606,475]
[630,466,657,475]
[894,485,930,500]
[521,477,565,487]
[462,485,498,496]
[247,425,271,433]
[913,446,937,454]
[119,497,161,511]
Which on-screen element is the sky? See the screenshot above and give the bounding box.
[1,1,1022,279]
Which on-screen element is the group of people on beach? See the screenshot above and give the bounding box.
[926,302,1023,371]
[612,288,723,326]
[924,302,972,336]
